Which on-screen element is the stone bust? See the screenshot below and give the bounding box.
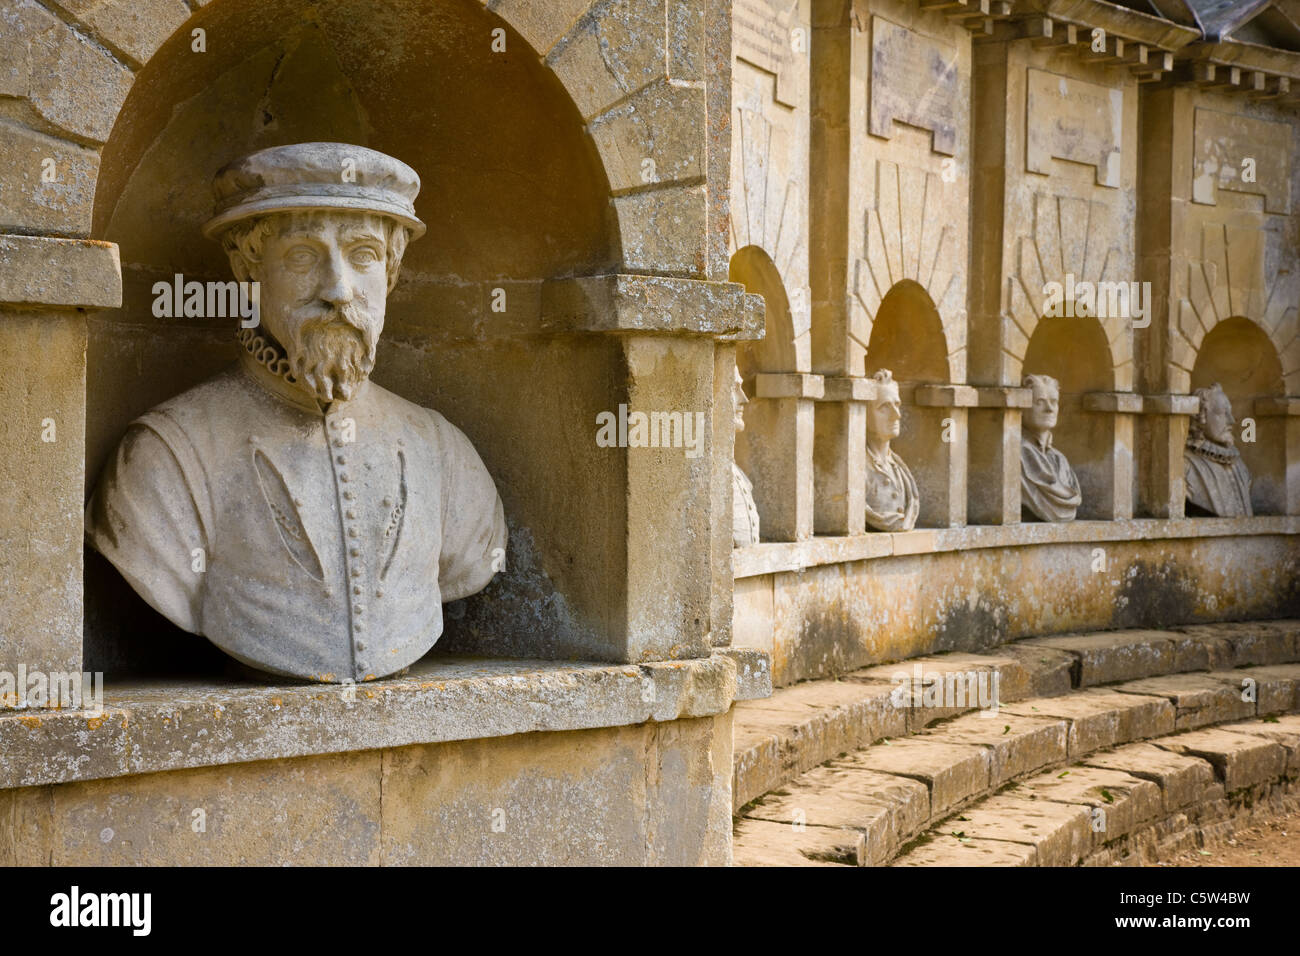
[1185,382,1252,517]
[86,143,508,683]
[1020,373,1081,522]
[732,368,760,548]
[863,369,919,532]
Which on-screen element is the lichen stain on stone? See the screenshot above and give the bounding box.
[1112,559,1198,629]
[931,595,1010,654]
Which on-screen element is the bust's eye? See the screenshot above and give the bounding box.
[285,247,318,268]
[350,247,381,267]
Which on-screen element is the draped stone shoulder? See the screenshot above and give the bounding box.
[864,449,920,532]
[1020,434,1081,522]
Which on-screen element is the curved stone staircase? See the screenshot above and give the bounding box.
[732,621,1300,866]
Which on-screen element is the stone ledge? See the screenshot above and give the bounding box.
[1083,391,1144,413]
[0,234,121,309]
[0,651,758,790]
[733,515,1300,578]
[754,372,824,400]
[1142,393,1200,415]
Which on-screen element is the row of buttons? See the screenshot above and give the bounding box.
[330,417,369,675]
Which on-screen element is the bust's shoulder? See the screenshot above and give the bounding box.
[142,364,251,422]
[363,382,480,451]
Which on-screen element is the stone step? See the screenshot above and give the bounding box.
[732,619,1300,812]
[889,715,1300,867]
[732,644,1300,865]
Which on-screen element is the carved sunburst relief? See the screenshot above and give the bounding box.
[729,0,810,374]
[1007,191,1133,390]
[1174,220,1300,394]
[852,159,965,383]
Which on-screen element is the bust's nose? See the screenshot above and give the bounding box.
[319,247,355,306]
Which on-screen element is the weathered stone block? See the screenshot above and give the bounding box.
[732,816,860,866]
[382,723,651,865]
[927,712,1069,785]
[997,643,1077,697]
[0,235,121,308]
[1024,631,1176,686]
[1113,673,1256,729]
[1003,689,1175,757]
[614,185,708,275]
[948,794,1092,867]
[7,0,134,143]
[32,750,383,865]
[589,81,705,192]
[840,737,993,818]
[1019,765,1162,845]
[489,0,593,55]
[1156,728,1288,793]
[892,833,1037,866]
[1219,715,1300,775]
[744,764,928,865]
[51,0,191,67]
[0,125,99,234]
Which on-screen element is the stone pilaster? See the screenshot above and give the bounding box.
[967,386,1031,525]
[0,235,121,694]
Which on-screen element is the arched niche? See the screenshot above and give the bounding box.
[1190,316,1286,514]
[1021,313,1117,521]
[865,280,952,528]
[729,245,812,540]
[83,0,623,675]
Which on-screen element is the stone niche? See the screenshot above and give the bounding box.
[1168,96,1300,518]
[864,280,959,528]
[729,0,816,544]
[2,0,763,867]
[1021,315,1125,521]
[1190,317,1286,514]
[86,0,648,675]
[809,0,972,535]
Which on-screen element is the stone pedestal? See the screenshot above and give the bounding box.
[748,372,821,540]
[1252,397,1300,516]
[813,376,872,535]
[1081,392,1144,520]
[913,384,977,528]
[1137,394,1199,518]
[967,387,1031,525]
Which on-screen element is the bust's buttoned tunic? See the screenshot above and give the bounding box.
[86,349,507,682]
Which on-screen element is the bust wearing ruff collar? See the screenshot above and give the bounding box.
[86,143,508,683]
[1185,383,1252,517]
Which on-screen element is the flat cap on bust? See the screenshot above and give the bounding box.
[202,142,425,240]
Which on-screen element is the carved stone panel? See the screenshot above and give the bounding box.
[1025,68,1122,188]
[868,16,958,156]
[1192,107,1291,214]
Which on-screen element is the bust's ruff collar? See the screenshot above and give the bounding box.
[236,327,366,413]
[1186,434,1240,464]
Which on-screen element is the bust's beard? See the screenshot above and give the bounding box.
[289,303,378,403]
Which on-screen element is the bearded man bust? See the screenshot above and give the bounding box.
[1185,382,1253,517]
[85,143,508,683]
